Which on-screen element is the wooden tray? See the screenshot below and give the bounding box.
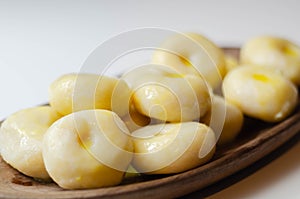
[1,48,300,199]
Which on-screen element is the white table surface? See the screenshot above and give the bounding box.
[1,0,300,198]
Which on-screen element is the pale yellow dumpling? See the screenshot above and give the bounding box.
[240,36,300,85]
[201,95,244,146]
[222,65,298,122]
[0,106,61,180]
[152,32,226,89]
[131,122,216,174]
[43,109,133,189]
[122,65,211,122]
[49,73,131,117]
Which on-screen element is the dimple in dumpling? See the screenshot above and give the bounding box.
[131,122,216,174]
[152,32,226,89]
[122,65,211,122]
[49,73,131,117]
[0,106,61,180]
[42,109,133,189]
[121,101,151,132]
[222,65,298,122]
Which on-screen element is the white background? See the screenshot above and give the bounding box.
[1,0,300,198]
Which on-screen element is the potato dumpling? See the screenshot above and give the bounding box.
[0,106,61,180]
[131,122,216,174]
[152,32,226,89]
[222,65,298,122]
[201,95,244,146]
[43,109,133,189]
[49,73,131,116]
[240,36,300,85]
[122,65,211,122]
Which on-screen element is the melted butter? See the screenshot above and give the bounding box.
[252,74,269,82]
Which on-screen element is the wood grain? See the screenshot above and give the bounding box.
[1,48,300,199]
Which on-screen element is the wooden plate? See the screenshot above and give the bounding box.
[1,48,300,199]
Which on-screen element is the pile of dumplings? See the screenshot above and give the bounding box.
[0,33,299,190]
